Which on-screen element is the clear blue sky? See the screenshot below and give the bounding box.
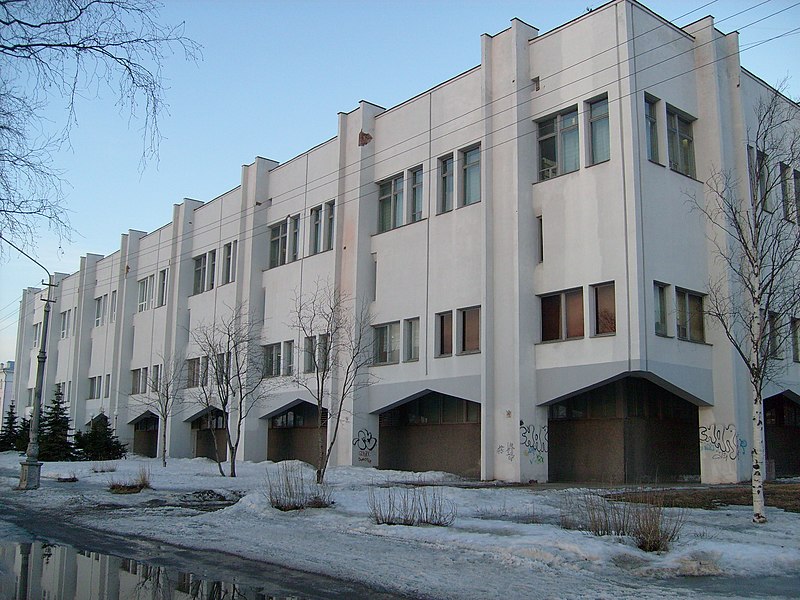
[1,0,798,359]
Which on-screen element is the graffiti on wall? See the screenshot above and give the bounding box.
[352,428,377,465]
[699,424,747,461]
[520,422,548,465]
[496,442,516,462]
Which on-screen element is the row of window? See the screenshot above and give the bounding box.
[748,145,800,222]
[269,201,334,269]
[537,96,610,181]
[653,283,705,343]
[185,353,231,388]
[644,95,696,178]
[193,240,238,295]
[540,283,616,342]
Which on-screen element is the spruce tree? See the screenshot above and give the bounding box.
[74,413,127,460]
[39,389,76,461]
[15,418,30,452]
[0,404,19,451]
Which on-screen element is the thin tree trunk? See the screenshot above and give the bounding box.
[751,388,767,523]
[160,416,167,468]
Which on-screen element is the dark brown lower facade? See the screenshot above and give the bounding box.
[267,402,327,468]
[765,393,800,477]
[378,391,481,478]
[191,408,227,462]
[548,377,701,483]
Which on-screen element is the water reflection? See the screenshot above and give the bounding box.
[0,540,304,600]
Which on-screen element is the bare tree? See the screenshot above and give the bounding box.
[190,305,271,477]
[138,354,184,467]
[0,0,199,255]
[690,88,800,523]
[292,281,373,484]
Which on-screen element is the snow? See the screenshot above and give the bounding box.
[1,452,799,599]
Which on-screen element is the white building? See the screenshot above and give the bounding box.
[13,0,800,482]
[0,361,13,423]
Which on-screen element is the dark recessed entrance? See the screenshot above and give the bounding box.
[378,391,481,478]
[548,377,700,483]
[131,412,158,458]
[267,402,327,468]
[191,408,227,462]
[765,393,800,477]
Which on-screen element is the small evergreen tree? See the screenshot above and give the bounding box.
[74,413,127,461]
[15,418,30,452]
[39,389,76,461]
[0,404,19,451]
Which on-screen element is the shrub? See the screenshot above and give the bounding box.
[265,462,333,511]
[368,485,456,527]
[108,466,151,494]
[560,489,684,552]
[75,414,127,460]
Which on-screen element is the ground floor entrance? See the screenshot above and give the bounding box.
[191,408,227,462]
[378,391,481,478]
[132,413,158,458]
[765,393,800,477]
[547,377,700,483]
[267,402,327,468]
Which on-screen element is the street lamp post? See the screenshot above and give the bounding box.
[18,274,55,490]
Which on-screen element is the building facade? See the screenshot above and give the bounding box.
[13,0,800,482]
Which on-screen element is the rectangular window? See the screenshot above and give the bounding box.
[410,167,423,222]
[373,322,400,364]
[89,376,102,400]
[593,283,616,335]
[645,96,659,162]
[157,268,169,307]
[109,291,117,323]
[440,156,454,213]
[766,312,782,359]
[540,289,584,342]
[193,254,207,295]
[187,358,200,388]
[283,340,294,375]
[222,240,238,283]
[462,146,481,205]
[94,295,106,327]
[459,307,480,353]
[138,276,154,311]
[404,318,419,362]
[794,170,800,222]
[792,318,800,363]
[60,310,69,339]
[270,221,288,268]
[538,108,579,180]
[151,365,160,392]
[537,216,544,263]
[654,283,668,336]
[780,163,793,221]
[263,343,282,377]
[104,374,110,398]
[289,215,300,262]
[676,289,704,342]
[589,98,610,164]
[436,311,453,357]
[207,250,216,290]
[130,368,147,395]
[324,200,335,251]
[303,336,316,373]
[667,108,695,178]
[32,322,40,347]
[379,175,404,232]
[318,334,330,371]
[310,206,322,255]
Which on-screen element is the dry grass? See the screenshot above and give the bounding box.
[108,466,152,494]
[368,486,457,527]
[264,462,333,511]
[611,483,800,513]
[561,489,685,552]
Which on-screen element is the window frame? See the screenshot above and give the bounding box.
[537,107,579,181]
[792,318,800,363]
[462,145,481,206]
[645,95,659,163]
[324,200,335,251]
[458,306,481,354]
[410,167,423,223]
[667,107,696,178]
[404,318,420,362]
[654,282,669,337]
[588,97,610,165]
[436,311,453,357]
[269,221,288,268]
[540,288,584,342]
[373,321,400,365]
[109,291,117,323]
[675,288,705,343]
[378,174,404,233]
[157,268,169,307]
[592,282,616,336]
[222,240,238,284]
[263,343,282,378]
[309,206,322,255]
[193,254,207,295]
[439,155,454,213]
[282,340,294,375]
